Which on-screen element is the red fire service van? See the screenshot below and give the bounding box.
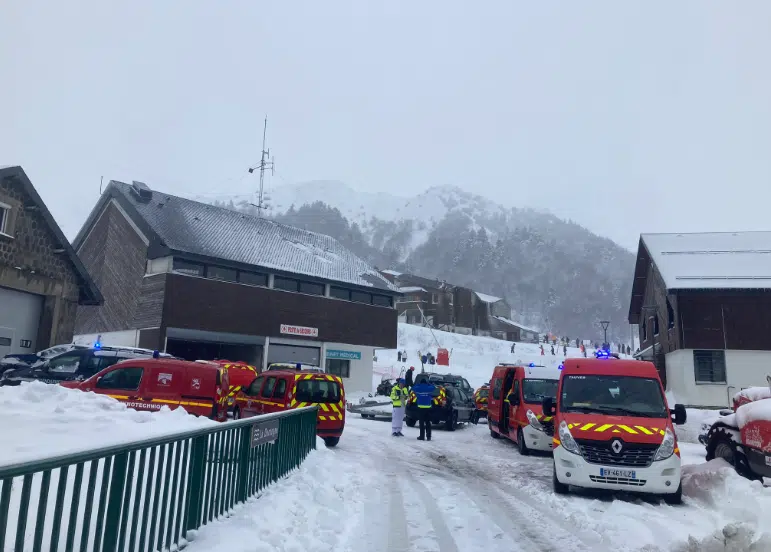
[544,351,687,503]
[234,367,345,447]
[61,358,229,421]
[488,363,560,454]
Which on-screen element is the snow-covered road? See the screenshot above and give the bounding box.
[187,416,771,552]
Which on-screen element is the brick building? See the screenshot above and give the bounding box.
[72,180,399,392]
[0,166,102,358]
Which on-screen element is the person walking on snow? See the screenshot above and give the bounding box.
[412,379,436,441]
[405,366,415,388]
[550,345,555,355]
[563,344,567,356]
[511,342,516,353]
[397,350,402,362]
[540,344,545,356]
[390,379,409,437]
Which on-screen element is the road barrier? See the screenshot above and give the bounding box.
[0,406,318,551]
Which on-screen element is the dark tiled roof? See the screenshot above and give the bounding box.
[110,182,398,293]
[0,166,102,305]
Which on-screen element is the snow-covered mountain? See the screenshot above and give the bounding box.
[206,181,636,341]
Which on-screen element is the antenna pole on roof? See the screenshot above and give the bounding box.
[247,115,275,217]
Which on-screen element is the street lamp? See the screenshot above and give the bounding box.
[599,320,610,348]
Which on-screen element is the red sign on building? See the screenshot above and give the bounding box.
[279,324,319,338]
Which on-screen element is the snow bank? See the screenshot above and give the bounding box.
[185,437,373,552]
[0,382,215,466]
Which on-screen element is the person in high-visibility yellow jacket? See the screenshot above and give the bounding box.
[390,379,409,437]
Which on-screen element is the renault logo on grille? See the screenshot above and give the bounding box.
[611,439,623,454]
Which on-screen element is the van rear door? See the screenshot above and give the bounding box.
[292,374,345,430]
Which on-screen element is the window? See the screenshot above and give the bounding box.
[560,375,668,418]
[294,379,341,403]
[207,266,237,282]
[694,350,727,384]
[96,367,144,391]
[522,378,559,404]
[432,293,439,304]
[667,299,675,330]
[325,358,350,378]
[299,281,324,296]
[492,378,503,400]
[47,353,82,374]
[642,319,647,342]
[273,378,287,399]
[0,202,9,234]
[239,271,268,287]
[273,276,299,292]
[350,291,372,304]
[262,377,277,398]
[653,315,660,336]
[0,337,10,347]
[172,259,204,277]
[448,294,454,306]
[330,286,350,300]
[247,376,264,396]
[87,354,121,375]
[372,295,392,307]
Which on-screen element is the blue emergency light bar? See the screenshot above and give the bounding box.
[595,349,612,359]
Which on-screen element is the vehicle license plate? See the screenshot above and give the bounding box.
[600,468,636,479]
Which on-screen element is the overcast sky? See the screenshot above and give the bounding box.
[3,1,770,250]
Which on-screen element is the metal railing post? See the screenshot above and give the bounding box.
[236,425,251,503]
[184,435,207,535]
[101,452,129,552]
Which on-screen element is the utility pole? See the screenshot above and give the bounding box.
[248,116,275,217]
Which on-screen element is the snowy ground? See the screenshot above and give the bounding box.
[187,416,771,552]
[373,323,629,393]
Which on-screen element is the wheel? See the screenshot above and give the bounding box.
[360,413,370,418]
[323,437,340,447]
[489,419,500,439]
[706,427,760,480]
[405,417,417,427]
[446,410,457,431]
[663,484,682,505]
[232,407,241,420]
[517,428,530,456]
[553,464,569,495]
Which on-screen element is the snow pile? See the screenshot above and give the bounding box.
[735,386,771,404]
[0,382,215,465]
[186,437,373,552]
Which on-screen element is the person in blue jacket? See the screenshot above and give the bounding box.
[411,379,436,441]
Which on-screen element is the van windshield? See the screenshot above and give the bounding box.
[477,388,489,398]
[522,378,558,404]
[560,375,668,418]
[295,379,341,403]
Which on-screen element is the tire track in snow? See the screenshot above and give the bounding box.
[387,478,411,552]
[406,473,461,552]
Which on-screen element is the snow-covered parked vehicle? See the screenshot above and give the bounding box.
[704,376,771,481]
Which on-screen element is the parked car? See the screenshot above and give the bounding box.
[488,363,559,454]
[233,367,345,447]
[60,358,229,421]
[0,345,174,386]
[404,375,476,431]
[544,351,687,504]
[0,343,88,374]
[704,376,771,481]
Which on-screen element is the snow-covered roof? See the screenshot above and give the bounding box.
[76,182,399,293]
[641,232,771,290]
[474,291,502,303]
[381,269,403,277]
[494,316,539,333]
[398,286,427,293]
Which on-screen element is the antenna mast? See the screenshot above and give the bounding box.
[248,115,275,217]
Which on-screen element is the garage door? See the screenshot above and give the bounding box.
[0,286,43,357]
[267,344,320,366]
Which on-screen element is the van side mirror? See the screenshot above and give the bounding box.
[671,404,687,425]
[542,397,555,416]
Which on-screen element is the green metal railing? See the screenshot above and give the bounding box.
[0,406,318,552]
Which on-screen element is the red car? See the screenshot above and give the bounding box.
[61,358,230,421]
[234,368,345,447]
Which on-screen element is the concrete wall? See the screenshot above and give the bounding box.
[666,348,771,408]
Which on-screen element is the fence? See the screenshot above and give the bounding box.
[0,406,318,552]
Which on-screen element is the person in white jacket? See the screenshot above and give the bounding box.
[390,379,409,437]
